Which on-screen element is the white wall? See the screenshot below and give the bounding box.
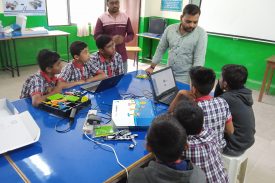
[141,0,189,19]
[200,0,275,42]
[0,1,3,13]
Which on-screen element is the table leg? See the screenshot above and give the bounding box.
[0,42,5,70]
[54,36,57,52]
[66,35,69,62]
[136,52,138,71]
[265,67,274,94]
[258,64,270,102]
[7,40,14,77]
[12,39,20,76]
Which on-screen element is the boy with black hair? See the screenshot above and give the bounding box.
[90,34,124,77]
[169,66,234,149]
[214,64,255,156]
[174,98,229,183]
[58,41,106,87]
[20,49,63,107]
[128,114,206,183]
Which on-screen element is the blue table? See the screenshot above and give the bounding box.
[6,71,189,183]
[0,155,25,183]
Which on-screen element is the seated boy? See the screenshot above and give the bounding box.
[174,98,229,183]
[169,66,234,149]
[58,41,106,87]
[90,35,124,77]
[20,49,64,107]
[128,114,206,183]
[214,64,255,156]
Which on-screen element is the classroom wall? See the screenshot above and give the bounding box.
[0,6,98,66]
[139,0,275,94]
[0,1,3,12]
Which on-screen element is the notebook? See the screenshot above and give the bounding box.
[81,74,124,93]
[112,99,156,129]
[149,67,178,105]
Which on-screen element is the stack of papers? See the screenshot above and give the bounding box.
[21,27,48,35]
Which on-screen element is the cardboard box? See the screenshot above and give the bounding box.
[0,99,40,154]
[112,99,156,129]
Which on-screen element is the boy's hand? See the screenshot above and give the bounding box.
[113,35,124,45]
[52,85,63,94]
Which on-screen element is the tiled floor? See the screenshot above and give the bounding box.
[1,60,275,182]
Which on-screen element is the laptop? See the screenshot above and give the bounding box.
[81,74,124,93]
[149,67,178,105]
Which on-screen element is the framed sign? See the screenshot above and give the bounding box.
[161,0,183,12]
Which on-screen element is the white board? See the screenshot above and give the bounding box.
[199,0,275,42]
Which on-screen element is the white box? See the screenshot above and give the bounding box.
[0,99,40,154]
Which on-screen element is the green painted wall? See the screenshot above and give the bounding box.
[0,14,98,66]
[138,16,275,94]
[138,17,180,65]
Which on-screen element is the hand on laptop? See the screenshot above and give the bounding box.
[145,67,153,75]
[145,64,157,76]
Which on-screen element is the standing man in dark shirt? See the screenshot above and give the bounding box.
[94,0,134,73]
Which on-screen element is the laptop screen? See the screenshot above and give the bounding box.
[150,68,176,97]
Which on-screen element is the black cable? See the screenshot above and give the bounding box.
[55,118,72,133]
[96,111,112,124]
[55,108,77,133]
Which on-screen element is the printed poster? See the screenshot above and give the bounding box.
[3,0,46,16]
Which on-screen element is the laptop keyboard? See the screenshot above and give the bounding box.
[82,81,100,88]
[82,81,101,91]
[161,92,176,104]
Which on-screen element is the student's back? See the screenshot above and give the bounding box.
[196,96,231,148]
[174,98,229,183]
[184,128,228,183]
[215,64,255,156]
[169,66,233,149]
[220,88,255,153]
[129,160,206,183]
[128,115,206,183]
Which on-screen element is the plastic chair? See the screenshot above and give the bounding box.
[222,152,248,183]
